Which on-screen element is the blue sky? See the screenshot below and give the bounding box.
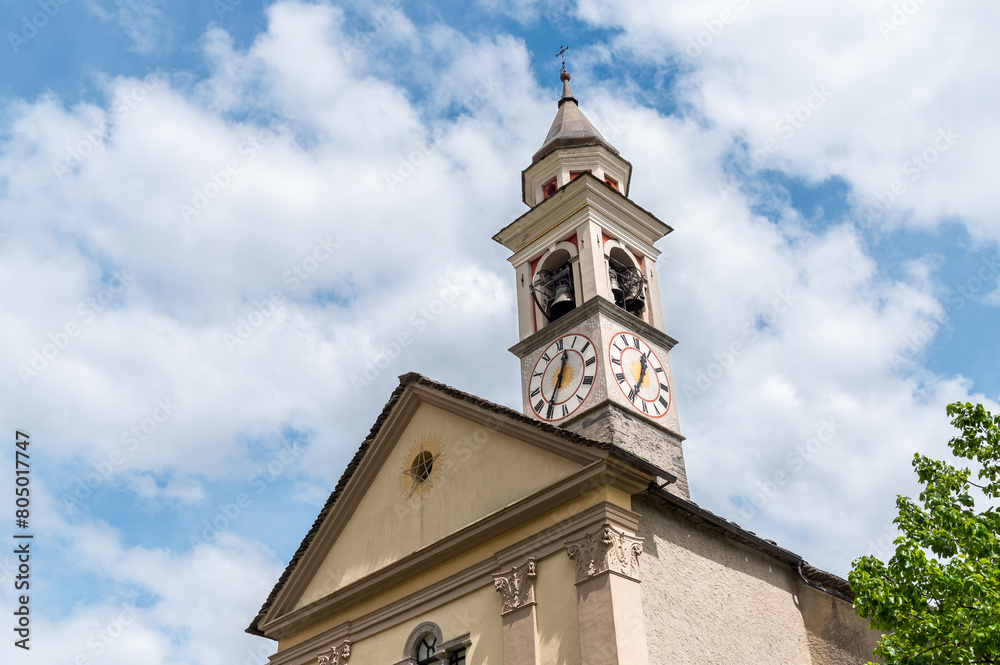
[2,1,999,663]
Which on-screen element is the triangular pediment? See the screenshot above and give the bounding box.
[251,374,613,637]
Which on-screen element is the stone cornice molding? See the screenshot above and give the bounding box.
[316,640,351,665]
[566,524,643,583]
[262,460,620,640]
[267,501,639,665]
[492,557,538,615]
[508,297,679,359]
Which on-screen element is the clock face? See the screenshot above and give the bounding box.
[528,333,598,422]
[607,332,671,418]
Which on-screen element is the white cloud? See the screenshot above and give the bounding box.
[4,1,999,658]
[574,0,1000,244]
[86,0,171,54]
[431,0,1000,573]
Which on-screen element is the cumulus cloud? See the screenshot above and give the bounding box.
[0,484,280,664]
[1,4,538,658]
[545,0,1000,571]
[3,0,999,659]
[573,0,1000,242]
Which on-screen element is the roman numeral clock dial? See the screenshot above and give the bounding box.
[608,332,671,418]
[528,334,598,422]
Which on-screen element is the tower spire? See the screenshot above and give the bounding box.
[532,69,618,164]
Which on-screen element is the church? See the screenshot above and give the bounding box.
[246,69,881,665]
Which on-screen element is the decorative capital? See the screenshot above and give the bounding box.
[493,557,538,615]
[317,640,351,665]
[565,524,643,583]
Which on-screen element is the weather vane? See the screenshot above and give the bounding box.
[557,45,569,73]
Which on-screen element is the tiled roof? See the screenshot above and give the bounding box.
[532,72,619,163]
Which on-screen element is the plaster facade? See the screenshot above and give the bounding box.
[633,494,877,664]
[297,402,583,607]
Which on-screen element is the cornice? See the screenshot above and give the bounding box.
[259,383,623,634]
[405,383,603,467]
[521,144,634,203]
[508,297,679,360]
[267,501,639,665]
[494,173,671,256]
[263,389,425,622]
[260,462,630,640]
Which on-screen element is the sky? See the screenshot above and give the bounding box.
[1,0,999,663]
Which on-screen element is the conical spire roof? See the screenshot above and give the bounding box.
[532,71,619,163]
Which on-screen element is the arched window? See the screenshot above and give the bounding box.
[401,622,469,665]
[608,245,647,318]
[531,246,577,324]
[416,634,437,664]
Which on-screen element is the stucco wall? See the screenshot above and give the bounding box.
[536,550,582,665]
[346,585,503,665]
[633,494,815,664]
[797,580,881,665]
[297,403,582,608]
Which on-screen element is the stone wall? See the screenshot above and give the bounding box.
[566,403,689,499]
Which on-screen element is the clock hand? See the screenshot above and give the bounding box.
[549,350,569,407]
[634,353,648,395]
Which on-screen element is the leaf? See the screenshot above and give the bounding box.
[851,403,1000,665]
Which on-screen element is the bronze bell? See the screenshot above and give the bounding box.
[609,267,624,302]
[549,282,575,320]
[625,291,646,315]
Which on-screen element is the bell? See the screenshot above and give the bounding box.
[624,293,646,315]
[609,268,624,302]
[549,282,575,320]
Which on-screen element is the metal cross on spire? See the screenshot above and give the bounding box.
[557,45,569,73]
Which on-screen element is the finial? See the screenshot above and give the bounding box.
[557,45,569,74]
[555,46,576,105]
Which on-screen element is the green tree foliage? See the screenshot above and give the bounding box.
[849,402,1000,664]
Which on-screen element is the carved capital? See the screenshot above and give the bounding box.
[317,640,351,665]
[565,524,643,583]
[492,557,538,615]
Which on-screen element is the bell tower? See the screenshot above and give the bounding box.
[494,71,688,497]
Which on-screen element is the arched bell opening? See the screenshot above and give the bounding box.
[531,247,577,324]
[607,246,647,318]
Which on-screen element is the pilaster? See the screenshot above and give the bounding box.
[493,558,541,665]
[316,640,351,665]
[566,526,650,665]
[576,220,613,303]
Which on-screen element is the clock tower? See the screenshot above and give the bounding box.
[494,71,689,497]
